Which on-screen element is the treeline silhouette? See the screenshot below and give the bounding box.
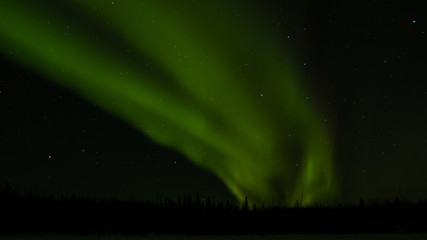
[1,183,427,235]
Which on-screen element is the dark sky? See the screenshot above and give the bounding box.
[0,0,426,204]
[0,55,232,201]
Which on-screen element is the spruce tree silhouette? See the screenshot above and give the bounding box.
[1,183,427,235]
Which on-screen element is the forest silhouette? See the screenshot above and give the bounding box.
[1,183,426,235]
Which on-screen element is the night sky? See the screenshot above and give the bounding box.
[0,0,426,205]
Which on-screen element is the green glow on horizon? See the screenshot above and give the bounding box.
[0,0,336,206]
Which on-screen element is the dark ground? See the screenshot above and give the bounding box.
[1,183,426,236]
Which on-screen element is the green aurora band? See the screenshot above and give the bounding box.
[0,0,336,205]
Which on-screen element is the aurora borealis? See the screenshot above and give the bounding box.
[0,0,335,205]
[0,0,426,206]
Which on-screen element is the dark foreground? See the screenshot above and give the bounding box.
[1,184,427,235]
[2,234,427,240]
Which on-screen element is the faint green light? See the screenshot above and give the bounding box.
[0,0,337,206]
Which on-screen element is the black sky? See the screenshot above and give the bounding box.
[0,0,426,204]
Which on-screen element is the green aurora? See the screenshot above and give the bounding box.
[0,0,336,205]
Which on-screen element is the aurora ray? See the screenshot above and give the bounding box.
[0,0,336,205]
